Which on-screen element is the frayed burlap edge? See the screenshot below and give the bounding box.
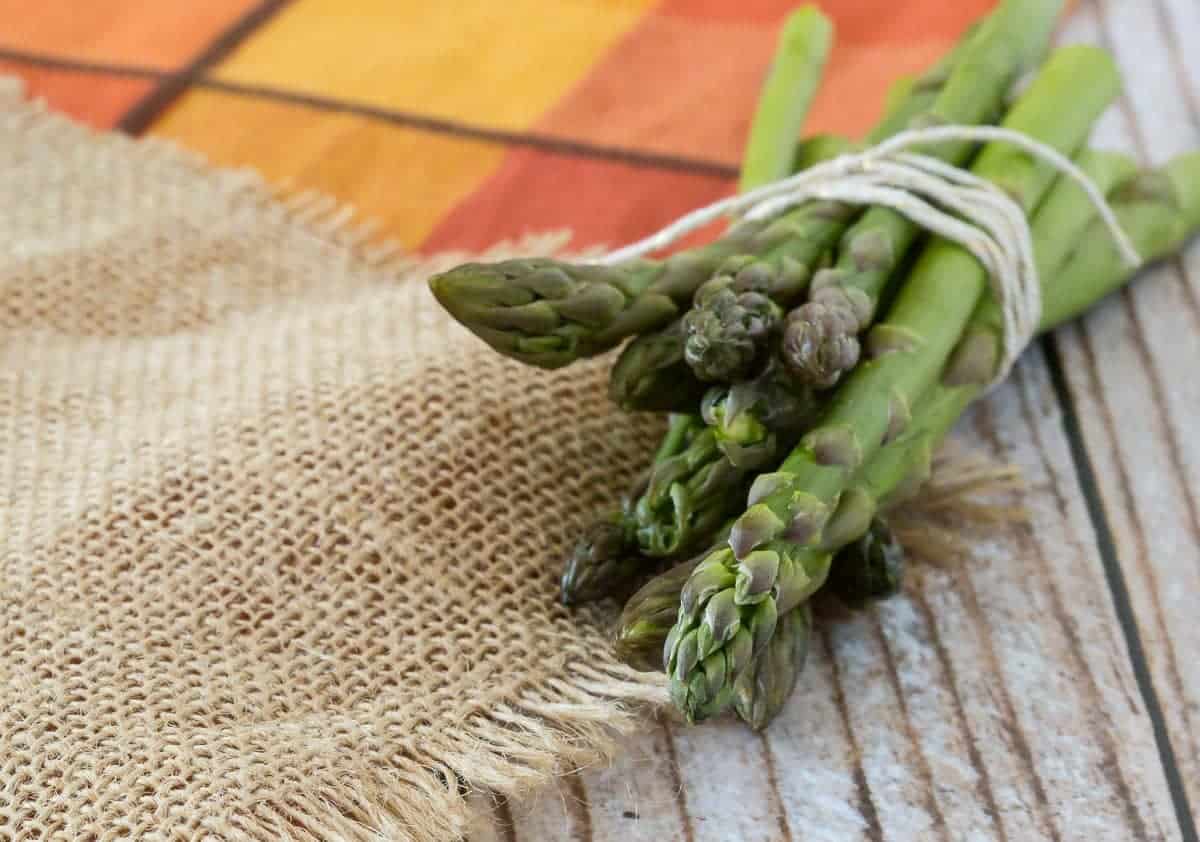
[2,75,671,842]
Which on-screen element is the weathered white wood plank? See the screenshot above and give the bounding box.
[572,728,692,842]
[1055,0,1200,817]
[668,717,784,842]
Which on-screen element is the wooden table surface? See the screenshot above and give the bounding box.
[471,1,1200,840]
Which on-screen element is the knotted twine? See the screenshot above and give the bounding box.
[595,125,1143,387]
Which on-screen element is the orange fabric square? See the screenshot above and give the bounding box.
[0,62,151,127]
[0,0,260,68]
[150,89,507,250]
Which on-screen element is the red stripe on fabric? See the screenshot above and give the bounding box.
[0,62,151,127]
[421,147,732,253]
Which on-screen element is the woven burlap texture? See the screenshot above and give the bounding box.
[0,79,673,841]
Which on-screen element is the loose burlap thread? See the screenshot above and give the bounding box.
[0,80,672,841]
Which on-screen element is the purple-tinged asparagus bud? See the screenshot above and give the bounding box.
[698,590,741,657]
[672,629,701,682]
[782,493,830,545]
[730,503,786,559]
[734,550,781,604]
[804,425,864,471]
[748,598,779,655]
[679,553,737,621]
[727,627,755,680]
[747,472,793,507]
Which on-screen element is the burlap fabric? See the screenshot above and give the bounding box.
[0,80,672,840]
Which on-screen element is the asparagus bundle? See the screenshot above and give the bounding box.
[568,0,1059,605]
[428,0,1200,732]
[664,46,1123,721]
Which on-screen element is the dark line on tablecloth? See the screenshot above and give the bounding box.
[118,0,294,134]
[0,46,739,179]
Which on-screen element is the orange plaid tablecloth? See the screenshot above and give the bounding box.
[0,0,998,254]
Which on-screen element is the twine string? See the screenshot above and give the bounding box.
[594,125,1142,386]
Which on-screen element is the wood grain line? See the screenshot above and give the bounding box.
[1006,370,1155,842]
[0,46,740,180]
[822,628,884,842]
[868,612,953,842]
[1072,325,1199,772]
[658,722,696,842]
[757,734,794,842]
[908,587,1011,842]
[1117,285,1200,546]
[118,0,294,135]
[563,775,594,842]
[1149,0,1200,126]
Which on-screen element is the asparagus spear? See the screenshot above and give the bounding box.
[739,6,834,192]
[561,413,699,604]
[666,47,1122,722]
[733,602,812,730]
[614,550,711,672]
[781,0,1064,389]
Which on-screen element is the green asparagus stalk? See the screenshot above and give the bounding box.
[933,151,1200,435]
[614,549,712,672]
[867,22,980,144]
[739,6,834,192]
[732,602,812,730]
[561,415,701,604]
[666,47,1121,722]
[793,134,858,172]
[680,4,832,382]
[609,318,712,412]
[781,0,1063,389]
